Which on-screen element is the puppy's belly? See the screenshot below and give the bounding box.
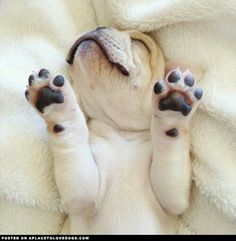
[70,138,177,234]
[91,187,176,234]
[70,183,176,234]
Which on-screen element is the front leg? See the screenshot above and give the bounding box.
[150,68,203,215]
[25,69,99,215]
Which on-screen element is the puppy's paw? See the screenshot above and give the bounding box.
[153,68,203,120]
[25,68,78,123]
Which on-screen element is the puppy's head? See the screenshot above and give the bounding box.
[67,27,165,131]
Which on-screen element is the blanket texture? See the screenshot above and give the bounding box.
[0,0,235,234]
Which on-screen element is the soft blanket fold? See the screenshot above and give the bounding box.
[0,0,235,234]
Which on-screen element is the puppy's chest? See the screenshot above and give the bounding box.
[90,135,152,186]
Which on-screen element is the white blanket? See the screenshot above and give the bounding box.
[0,0,236,234]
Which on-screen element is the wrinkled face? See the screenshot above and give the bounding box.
[67,27,165,131]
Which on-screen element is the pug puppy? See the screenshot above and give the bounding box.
[25,27,203,234]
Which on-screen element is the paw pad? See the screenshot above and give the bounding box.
[153,68,203,117]
[194,88,203,100]
[25,69,68,113]
[159,92,192,116]
[53,124,65,133]
[53,75,65,87]
[154,82,163,94]
[165,128,178,137]
[38,68,50,78]
[184,74,195,87]
[167,70,181,83]
[35,87,64,113]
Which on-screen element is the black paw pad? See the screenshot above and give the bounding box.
[159,92,192,116]
[53,124,65,133]
[184,74,195,87]
[53,75,65,87]
[167,70,181,83]
[154,82,163,94]
[165,128,178,137]
[36,86,64,113]
[194,88,203,100]
[38,68,50,78]
[28,74,35,86]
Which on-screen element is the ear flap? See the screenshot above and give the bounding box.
[127,30,165,82]
[165,60,204,83]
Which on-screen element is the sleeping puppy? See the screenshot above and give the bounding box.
[25,27,203,234]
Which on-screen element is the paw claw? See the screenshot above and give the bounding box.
[38,68,50,78]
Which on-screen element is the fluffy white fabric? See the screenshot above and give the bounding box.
[0,0,235,234]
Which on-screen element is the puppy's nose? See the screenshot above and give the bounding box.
[95,26,108,31]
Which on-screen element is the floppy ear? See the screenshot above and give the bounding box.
[127,30,165,82]
[165,60,204,82]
